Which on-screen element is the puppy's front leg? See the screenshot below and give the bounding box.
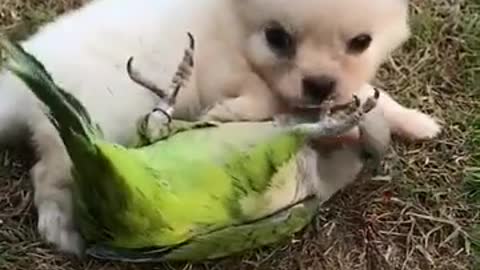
[355,85,441,141]
[31,118,84,255]
[202,75,280,122]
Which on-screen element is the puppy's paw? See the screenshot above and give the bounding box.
[394,110,442,140]
[38,201,84,256]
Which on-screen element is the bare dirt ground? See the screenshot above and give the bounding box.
[1,0,479,269]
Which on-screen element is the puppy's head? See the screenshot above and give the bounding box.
[234,0,410,108]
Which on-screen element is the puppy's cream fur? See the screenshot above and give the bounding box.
[0,0,440,255]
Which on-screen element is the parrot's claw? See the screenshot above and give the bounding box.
[135,109,173,145]
[327,95,360,117]
[292,89,380,138]
[167,32,195,106]
[327,89,379,123]
[129,33,196,144]
[361,87,380,113]
[127,57,168,99]
[141,110,174,143]
[127,32,195,108]
[128,32,195,115]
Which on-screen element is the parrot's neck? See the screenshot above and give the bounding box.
[298,142,365,204]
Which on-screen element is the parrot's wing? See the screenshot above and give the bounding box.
[86,196,318,263]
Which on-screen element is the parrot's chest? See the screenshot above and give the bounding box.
[80,123,311,251]
[137,130,307,221]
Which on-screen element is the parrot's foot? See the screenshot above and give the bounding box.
[136,109,173,145]
[127,32,195,110]
[137,113,219,145]
[293,88,380,138]
[129,33,196,145]
[127,33,196,144]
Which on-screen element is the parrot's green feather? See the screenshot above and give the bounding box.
[1,38,317,262]
[87,196,317,262]
[86,126,305,249]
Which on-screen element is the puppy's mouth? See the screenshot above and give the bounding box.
[284,102,330,122]
[290,94,337,112]
[294,103,324,110]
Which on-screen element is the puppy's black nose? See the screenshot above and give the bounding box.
[302,76,336,103]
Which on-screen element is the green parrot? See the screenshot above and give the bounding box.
[0,35,390,263]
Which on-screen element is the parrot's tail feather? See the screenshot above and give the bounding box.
[0,38,99,144]
[87,196,318,263]
[86,245,173,263]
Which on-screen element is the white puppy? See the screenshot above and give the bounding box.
[0,0,440,255]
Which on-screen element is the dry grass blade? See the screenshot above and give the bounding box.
[461,0,480,268]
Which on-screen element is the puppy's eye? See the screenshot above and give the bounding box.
[347,34,372,54]
[264,23,295,56]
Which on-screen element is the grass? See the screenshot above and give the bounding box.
[463,0,480,266]
[0,0,479,269]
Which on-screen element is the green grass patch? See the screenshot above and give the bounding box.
[461,0,480,265]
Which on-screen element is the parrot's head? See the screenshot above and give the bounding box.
[307,105,391,202]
